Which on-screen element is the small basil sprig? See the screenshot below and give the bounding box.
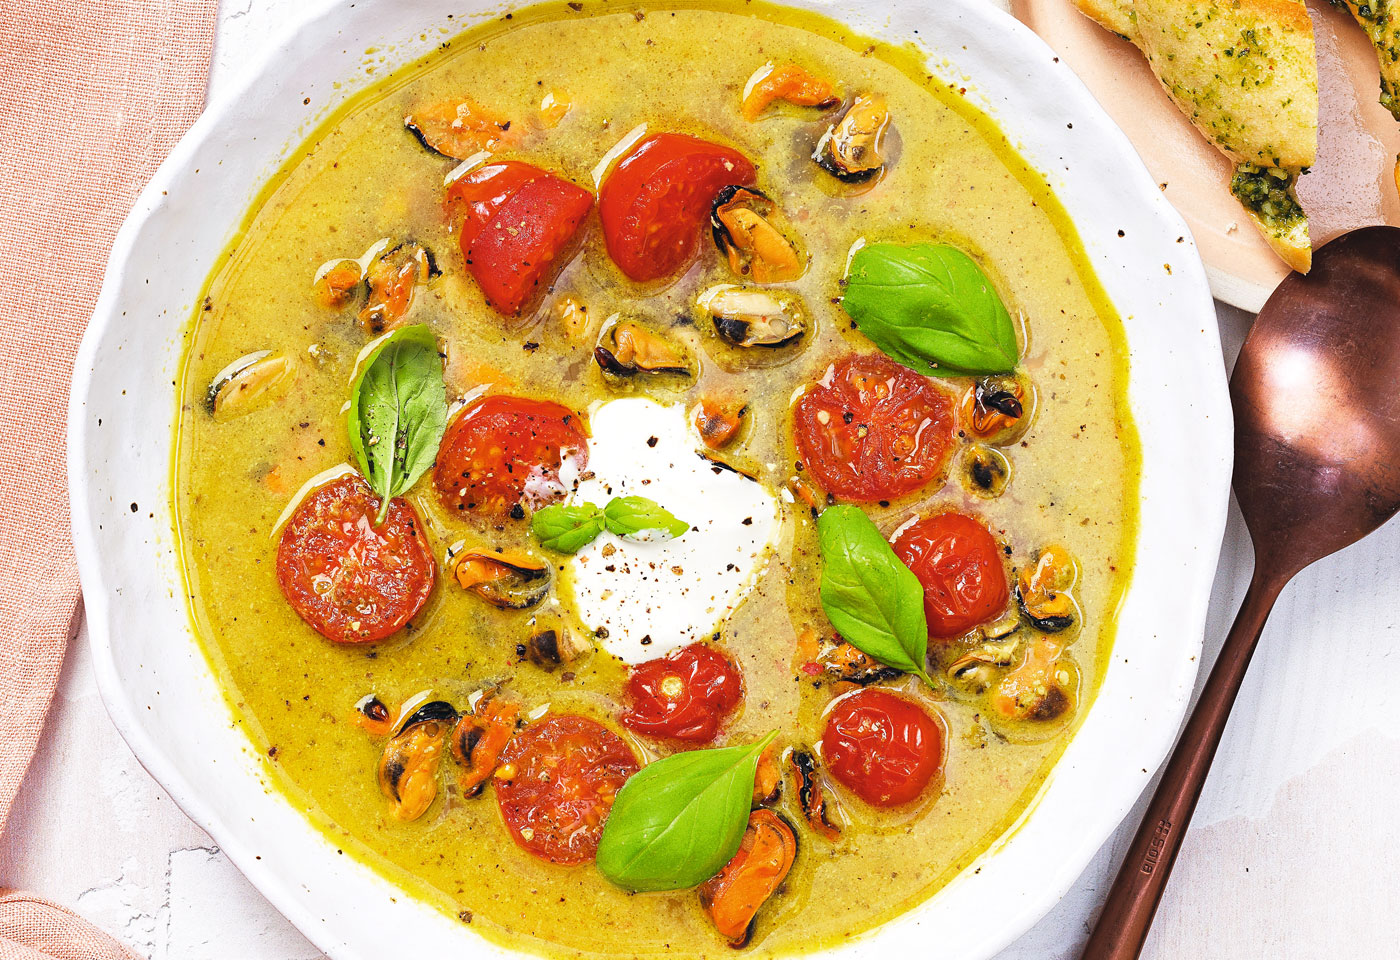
[841,242,1019,377]
[347,324,448,523]
[596,732,777,892]
[817,505,932,686]
[531,496,689,553]
[532,503,607,553]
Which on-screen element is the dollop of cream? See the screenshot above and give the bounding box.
[565,397,779,663]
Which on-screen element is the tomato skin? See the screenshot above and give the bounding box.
[445,161,593,316]
[621,643,743,743]
[891,511,1009,640]
[275,475,436,643]
[433,395,589,520]
[495,715,640,864]
[599,133,757,282]
[793,353,956,503]
[820,689,944,807]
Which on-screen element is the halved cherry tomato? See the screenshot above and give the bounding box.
[275,475,436,643]
[433,395,588,520]
[494,715,639,864]
[621,643,743,743]
[698,809,797,947]
[599,132,756,282]
[820,688,944,807]
[793,352,956,503]
[891,511,1009,640]
[445,161,593,316]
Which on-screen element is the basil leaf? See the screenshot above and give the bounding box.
[817,505,932,685]
[603,496,690,540]
[347,324,448,523]
[532,496,689,553]
[841,242,1019,377]
[596,732,778,893]
[532,502,606,553]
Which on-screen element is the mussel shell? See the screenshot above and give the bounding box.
[712,312,804,348]
[371,241,441,281]
[812,94,890,183]
[454,551,552,610]
[397,699,459,733]
[356,694,391,725]
[789,748,840,839]
[709,185,774,253]
[813,148,880,184]
[1014,584,1075,633]
[206,351,298,422]
[702,287,808,348]
[593,321,690,376]
[962,445,1011,498]
[523,627,590,668]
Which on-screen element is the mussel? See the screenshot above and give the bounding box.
[698,809,798,948]
[989,638,1079,727]
[819,639,903,687]
[594,319,690,377]
[313,259,364,308]
[694,399,747,450]
[377,700,458,821]
[554,296,591,341]
[961,372,1033,444]
[698,285,808,348]
[359,242,439,334]
[451,548,551,609]
[741,62,840,121]
[947,634,1023,694]
[788,749,841,841]
[205,351,296,422]
[451,691,520,797]
[961,444,1011,498]
[1015,545,1079,633]
[710,186,805,283]
[523,626,592,669]
[404,97,515,160]
[354,694,395,738]
[752,741,782,806]
[813,94,890,183]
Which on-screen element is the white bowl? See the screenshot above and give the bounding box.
[68,0,1232,957]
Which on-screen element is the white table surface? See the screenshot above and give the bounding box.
[5,1,1398,957]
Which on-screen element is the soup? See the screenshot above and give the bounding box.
[174,2,1139,956]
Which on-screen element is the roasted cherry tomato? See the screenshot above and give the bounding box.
[445,160,593,316]
[621,643,743,742]
[891,511,1009,640]
[433,395,588,520]
[599,132,756,282]
[793,352,956,503]
[820,688,944,807]
[494,715,639,864]
[275,475,436,643]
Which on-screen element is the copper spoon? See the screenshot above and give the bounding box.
[1080,225,1400,960]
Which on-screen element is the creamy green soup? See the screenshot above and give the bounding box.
[174,2,1139,957]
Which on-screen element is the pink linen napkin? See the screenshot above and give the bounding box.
[0,0,218,955]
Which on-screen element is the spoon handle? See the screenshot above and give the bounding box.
[1079,571,1286,960]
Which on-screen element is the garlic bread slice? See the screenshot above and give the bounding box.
[1071,0,1318,271]
[1230,164,1312,273]
[1131,0,1317,169]
[1072,0,1138,40]
[1334,0,1400,120]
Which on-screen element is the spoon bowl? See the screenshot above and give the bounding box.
[1082,224,1400,960]
[1233,226,1400,576]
